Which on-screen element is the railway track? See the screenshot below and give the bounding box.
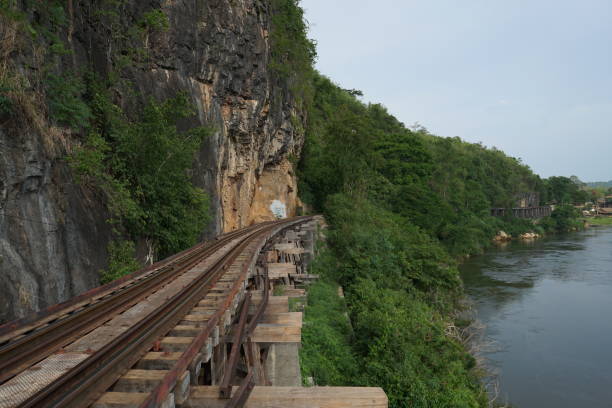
[0,216,313,408]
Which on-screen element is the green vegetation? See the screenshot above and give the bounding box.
[539,205,583,232]
[1,0,73,125]
[100,240,141,284]
[46,73,91,128]
[543,176,590,204]
[300,193,486,407]
[300,277,358,385]
[69,80,211,260]
[299,73,551,254]
[139,9,170,32]
[1,0,211,282]
[585,216,612,226]
[269,0,317,105]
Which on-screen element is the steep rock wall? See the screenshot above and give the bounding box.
[0,0,304,323]
[0,128,112,324]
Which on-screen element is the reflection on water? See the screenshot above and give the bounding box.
[460,227,612,408]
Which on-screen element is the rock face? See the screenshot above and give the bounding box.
[492,230,511,242]
[0,0,304,323]
[0,128,112,324]
[519,232,540,240]
[126,0,305,234]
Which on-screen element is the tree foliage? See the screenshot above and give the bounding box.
[296,73,579,407]
[540,204,583,232]
[69,77,211,261]
[543,176,590,204]
[100,239,141,284]
[269,0,317,105]
[299,74,551,255]
[46,73,91,128]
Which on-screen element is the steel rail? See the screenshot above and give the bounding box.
[222,264,271,407]
[0,225,252,341]
[18,218,305,408]
[246,265,270,336]
[220,292,251,398]
[225,371,255,408]
[0,223,267,384]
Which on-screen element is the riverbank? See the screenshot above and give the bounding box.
[297,201,489,408]
[583,216,612,226]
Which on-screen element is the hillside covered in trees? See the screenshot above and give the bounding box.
[272,1,585,407]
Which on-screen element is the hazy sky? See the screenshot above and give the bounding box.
[301,0,612,181]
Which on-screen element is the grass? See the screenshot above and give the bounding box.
[288,296,305,312]
[584,217,612,226]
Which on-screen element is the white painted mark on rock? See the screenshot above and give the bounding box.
[270,200,287,219]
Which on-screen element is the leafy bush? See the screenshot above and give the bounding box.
[539,204,582,232]
[100,239,140,284]
[114,94,211,257]
[300,193,486,407]
[46,73,91,128]
[349,279,486,408]
[69,77,212,262]
[140,9,170,32]
[300,273,359,385]
[67,132,110,183]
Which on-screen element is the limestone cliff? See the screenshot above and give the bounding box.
[0,0,304,323]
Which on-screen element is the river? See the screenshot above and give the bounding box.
[460,226,612,408]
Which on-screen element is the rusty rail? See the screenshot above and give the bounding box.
[0,223,266,384]
[0,225,255,341]
[222,266,271,408]
[226,371,255,408]
[220,292,252,398]
[219,268,269,401]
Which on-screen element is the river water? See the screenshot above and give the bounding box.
[460,226,612,408]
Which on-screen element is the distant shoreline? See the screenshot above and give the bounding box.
[583,217,612,226]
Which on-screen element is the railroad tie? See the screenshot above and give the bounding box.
[113,370,168,393]
[160,336,195,352]
[135,352,182,370]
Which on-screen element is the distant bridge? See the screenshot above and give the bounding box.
[491,206,552,219]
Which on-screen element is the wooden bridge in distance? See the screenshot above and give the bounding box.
[491,192,551,219]
[490,206,552,219]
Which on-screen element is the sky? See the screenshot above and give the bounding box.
[300,0,612,181]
